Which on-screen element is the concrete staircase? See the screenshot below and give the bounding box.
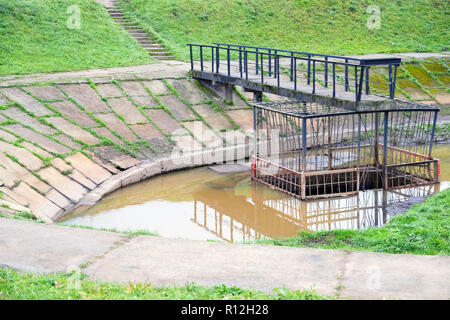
[105,2,174,60]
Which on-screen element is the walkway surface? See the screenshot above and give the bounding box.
[1,218,449,300]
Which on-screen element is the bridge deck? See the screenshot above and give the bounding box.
[192,61,393,111]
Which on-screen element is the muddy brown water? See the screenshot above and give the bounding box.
[62,145,450,243]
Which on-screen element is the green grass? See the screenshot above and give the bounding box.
[0,0,153,76]
[119,0,449,60]
[257,189,450,255]
[0,268,326,300]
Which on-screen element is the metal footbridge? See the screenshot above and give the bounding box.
[188,43,401,110]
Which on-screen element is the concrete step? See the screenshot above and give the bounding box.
[141,44,164,48]
[139,40,158,45]
[126,30,147,34]
[151,56,175,60]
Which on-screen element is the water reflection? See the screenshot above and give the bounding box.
[62,165,448,243]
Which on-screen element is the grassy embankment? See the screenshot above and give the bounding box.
[0,0,153,76]
[257,189,450,256]
[119,0,449,60]
[0,268,326,300]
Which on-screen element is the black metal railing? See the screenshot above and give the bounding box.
[187,43,401,102]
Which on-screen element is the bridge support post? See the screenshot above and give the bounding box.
[253,91,263,103]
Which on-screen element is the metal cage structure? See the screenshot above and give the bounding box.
[251,99,440,199]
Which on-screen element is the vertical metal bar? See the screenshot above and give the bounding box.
[429,111,438,157]
[307,54,311,85]
[332,63,336,98]
[211,47,214,73]
[290,52,294,81]
[354,66,358,101]
[302,118,307,171]
[357,66,364,102]
[383,112,389,189]
[324,57,328,88]
[189,44,193,71]
[216,46,219,73]
[255,48,259,75]
[274,50,277,78]
[261,53,264,84]
[365,66,370,95]
[294,57,297,91]
[345,58,349,91]
[357,114,362,167]
[388,64,393,99]
[245,50,248,81]
[239,48,242,78]
[277,54,280,87]
[227,47,230,76]
[312,60,316,94]
[268,49,272,76]
[200,46,203,71]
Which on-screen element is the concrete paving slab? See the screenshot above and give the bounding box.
[20,142,53,159]
[0,87,52,116]
[0,218,125,273]
[96,83,123,98]
[91,146,142,170]
[108,97,148,124]
[159,95,197,121]
[95,113,139,142]
[22,172,51,195]
[93,127,125,146]
[208,164,250,174]
[25,86,66,101]
[85,236,343,296]
[0,129,16,142]
[130,95,159,108]
[48,100,98,127]
[193,104,234,130]
[54,133,83,150]
[183,121,223,149]
[225,109,254,131]
[12,182,61,221]
[142,80,171,95]
[66,152,112,185]
[119,81,149,97]
[166,79,209,104]
[0,140,43,171]
[1,106,56,135]
[38,167,89,203]
[46,117,101,145]
[340,251,450,300]
[144,109,183,135]
[5,124,71,154]
[45,189,73,211]
[58,84,110,113]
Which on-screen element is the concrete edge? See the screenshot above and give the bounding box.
[53,142,253,222]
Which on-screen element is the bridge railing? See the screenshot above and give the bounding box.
[187,43,401,102]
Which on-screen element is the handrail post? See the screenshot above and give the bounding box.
[216,46,219,73]
[324,57,328,88]
[312,60,316,94]
[211,46,214,73]
[307,54,311,85]
[354,66,358,101]
[345,58,349,91]
[277,54,280,87]
[332,63,336,98]
[200,46,203,71]
[290,52,294,81]
[274,50,277,78]
[357,66,364,101]
[189,44,193,71]
[227,47,230,76]
[268,49,272,77]
[260,53,264,84]
[365,66,370,95]
[245,50,248,81]
[255,48,259,75]
[294,57,297,91]
[239,47,242,78]
[388,65,393,99]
